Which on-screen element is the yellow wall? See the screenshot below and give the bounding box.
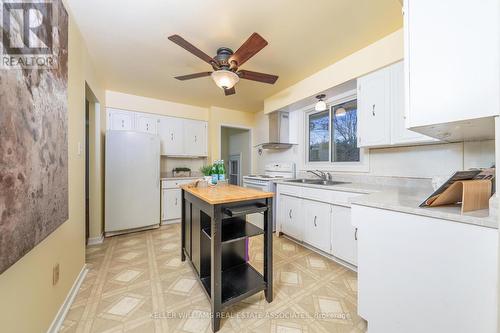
[0,6,105,332]
[208,106,256,162]
[106,90,209,121]
[264,29,404,113]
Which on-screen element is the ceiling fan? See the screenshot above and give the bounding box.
[168,33,278,96]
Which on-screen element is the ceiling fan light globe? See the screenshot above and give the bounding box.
[211,70,239,90]
[315,100,327,111]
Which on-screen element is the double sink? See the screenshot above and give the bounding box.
[285,179,350,186]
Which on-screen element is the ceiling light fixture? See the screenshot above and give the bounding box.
[315,94,327,111]
[211,70,240,90]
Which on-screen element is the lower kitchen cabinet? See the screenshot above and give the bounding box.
[161,179,193,222]
[163,189,181,220]
[331,205,357,265]
[277,184,362,267]
[279,195,303,241]
[352,204,497,332]
[303,200,331,253]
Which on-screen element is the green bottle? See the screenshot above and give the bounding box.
[218,160,225,181]
[211,162,218,184]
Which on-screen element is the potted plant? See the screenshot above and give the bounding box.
[200,165,213,183]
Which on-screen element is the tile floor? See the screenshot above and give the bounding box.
[60,224,366,333]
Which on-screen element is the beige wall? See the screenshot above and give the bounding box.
[208,106,255,163]
[0,6,105,332]
[263,29,404,113]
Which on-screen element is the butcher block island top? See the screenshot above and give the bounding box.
[180,184,273,205]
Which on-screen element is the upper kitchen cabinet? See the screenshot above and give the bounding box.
[404,0,499,141]
[135,113,158,134]
[183,119,208,157]
[357,61,437,148]
[389,62,437,145]
[158,116,184,156]
[158,116,208,157]
[107,108,134,131]
[357,65,391,147]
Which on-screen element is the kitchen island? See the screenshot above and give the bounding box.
[181,184,274,332]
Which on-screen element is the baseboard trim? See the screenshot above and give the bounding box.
[47,264,88,333]
[87,234,104,245]
[161,219,181,225]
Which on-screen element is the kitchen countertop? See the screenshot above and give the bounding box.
[275,179,498,229]
[160,172,203,180]
[181,184,273,205]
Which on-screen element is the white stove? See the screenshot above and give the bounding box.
[243,162,296,231]
[243,162,296,189]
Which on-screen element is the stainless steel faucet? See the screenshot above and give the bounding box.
[307,170,331,180]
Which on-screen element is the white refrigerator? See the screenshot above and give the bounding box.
[105,130,160,234]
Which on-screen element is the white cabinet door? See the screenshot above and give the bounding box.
[158,116,184,156]
[331,205,357,265]
[303,200,331,253]
[183,120,208,156]
[281,195,303,241]
[135,113,158,134]
[108,108,134,131]
[357,67,391,147]
[405,0,499,128]
[389,62,437,145]
[161,189,168,220]
[164,188,181,220]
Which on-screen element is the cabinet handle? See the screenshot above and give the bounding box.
[313,216,317,227]
[372,104,376,116]
[355,227,358,241]
[175,198,178,206]
[170,133,174,140]
[194,135,197,142]
[146,124,149,130]
[289,209,292,219]
[121,120,125,127]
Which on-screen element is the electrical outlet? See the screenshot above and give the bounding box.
[53,263,60,286]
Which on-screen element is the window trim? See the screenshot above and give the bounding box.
[304,91,369,172]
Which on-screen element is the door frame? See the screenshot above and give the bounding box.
[85,83,104,245]
[218,124,253,174]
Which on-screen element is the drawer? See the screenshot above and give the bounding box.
[301,187,333,203]
[162,179,193,189]
[277,184,302,197]
[329,190,364,207]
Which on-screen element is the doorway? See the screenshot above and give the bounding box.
[220,126,251,186]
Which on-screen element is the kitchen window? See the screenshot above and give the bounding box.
[307,98,362,165]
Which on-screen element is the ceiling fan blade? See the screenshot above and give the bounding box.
[238,70,278,84]
[174,72,212,80]
[224,87,236,96]
[168,34,214,64]
[230,33,268,67]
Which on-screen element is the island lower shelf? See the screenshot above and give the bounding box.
[200,263,266,308]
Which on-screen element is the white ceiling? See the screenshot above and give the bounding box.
[67,0,402,112]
